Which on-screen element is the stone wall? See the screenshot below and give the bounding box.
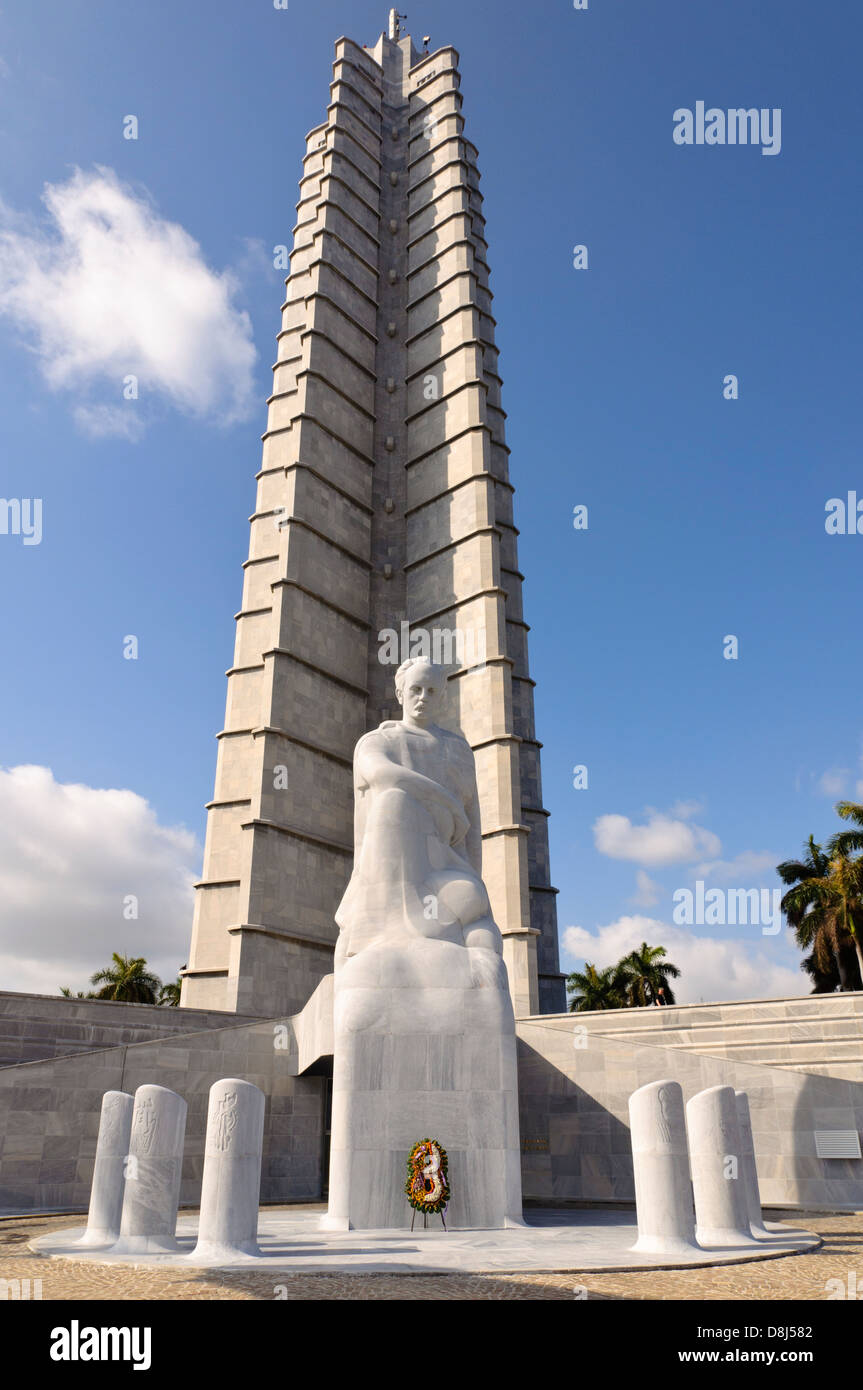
[4,986,862,1214]
[517,1015,863,1210]
[0,992,264,1070]
[551,992,863,1081]
[0,1014,324,1213]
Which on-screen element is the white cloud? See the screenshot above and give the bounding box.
[593,810,721,867]
[73,403,146,441]
[691,850,778,884]
[818,768,850,798]
[0,765,199,996]
[561,914,803,1005]
[0,167,256,434]
[630,869,661,907]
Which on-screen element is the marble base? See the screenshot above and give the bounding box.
[326,940,523,1230]
[32,1207,820,1274]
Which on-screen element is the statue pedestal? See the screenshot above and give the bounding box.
[324,939,523,1230]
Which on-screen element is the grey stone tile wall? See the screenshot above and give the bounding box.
[0,993,264,1069]
[0,1014,323,1213]
[517,1016,863,1210]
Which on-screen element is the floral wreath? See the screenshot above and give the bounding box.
[405,1138,450,1214]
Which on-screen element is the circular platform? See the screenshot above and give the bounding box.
[31,1207,820,1274]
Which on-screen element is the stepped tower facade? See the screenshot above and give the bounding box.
[181,12,565,1020]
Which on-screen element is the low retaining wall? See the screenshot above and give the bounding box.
[517,1016,863,1210]
[0,991,263,1069]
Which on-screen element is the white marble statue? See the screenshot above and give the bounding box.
[325,658,522,1231]
[335,657,501,962]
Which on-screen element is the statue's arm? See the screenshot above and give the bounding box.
[356,734,453,807]
[355,731,469,843]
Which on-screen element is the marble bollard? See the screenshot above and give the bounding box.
[687,1084,758,1248]
[79,1091,134,1247]
[735,1090,770,1238]
[189,1079,266,1262]
[112,1084,187,1254]
[629,1080,697,1254]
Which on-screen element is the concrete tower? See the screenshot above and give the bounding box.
[181,13,565,1020]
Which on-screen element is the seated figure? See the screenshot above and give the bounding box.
[325,656,521,1230]
[335,656,503,964]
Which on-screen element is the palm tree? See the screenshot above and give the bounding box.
[567,962,628,1012]
[830,801,863,855]
[618,941,681,1006]
[89,954,161,1004]
[778,836,853,990]
[800,949,843,994]
[158,977,182,1007]
[778,834,863,991]
[823,851,863,986]
[59,986,94,999]
[824,802,863,984]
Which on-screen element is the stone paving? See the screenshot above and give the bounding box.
[1,1207,861,1300]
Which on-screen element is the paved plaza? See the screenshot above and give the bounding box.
[2,1206,859,1300]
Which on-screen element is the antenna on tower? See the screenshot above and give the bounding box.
[388,9,407,41]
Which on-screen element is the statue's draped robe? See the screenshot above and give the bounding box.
[325,715,522,1231]
[335,721,492,958]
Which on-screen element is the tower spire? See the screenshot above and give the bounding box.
[181,23,565,1020]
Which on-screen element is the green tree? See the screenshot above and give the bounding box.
[826,802,863,984]
[567,962,628,1012]
[800,949,843,994]
[89,954,162,1004]
[618,941,681,1006]
[59,986,94,999]
[778,834,861,991]
[158,977,182,1007]
[830,801,863,856]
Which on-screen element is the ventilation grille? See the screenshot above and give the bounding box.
[814,1130,862,1159]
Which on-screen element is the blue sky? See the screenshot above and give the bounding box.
[0,0,860,1001]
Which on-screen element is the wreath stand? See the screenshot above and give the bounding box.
[410,1205,447,1232]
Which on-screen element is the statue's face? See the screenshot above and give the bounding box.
[398,663,443,726]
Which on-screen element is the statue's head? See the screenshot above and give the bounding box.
[394,658,445,728]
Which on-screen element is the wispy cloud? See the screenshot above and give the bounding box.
[630,869,662,907]
[0,167,257,437]
[692,850,778,884]
[593,809,721,867]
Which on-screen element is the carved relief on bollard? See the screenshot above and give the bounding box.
[213,1089,239,1152]
[188,1078,266,1263]
[629,1079,698,1255]
[113,1084,187,1255]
